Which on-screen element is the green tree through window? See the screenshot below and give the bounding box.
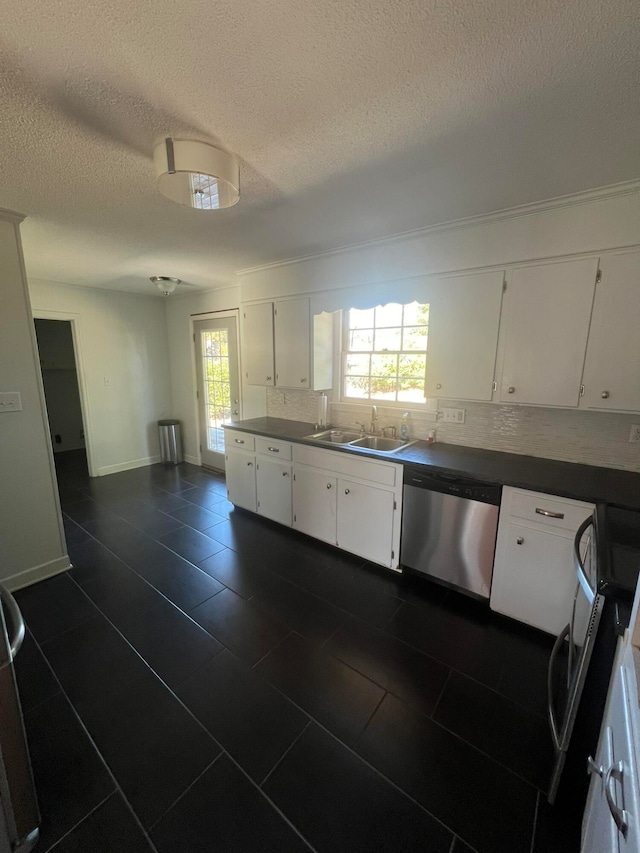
[343,302,429,404]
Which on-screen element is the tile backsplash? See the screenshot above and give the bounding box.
[266,388,640,472]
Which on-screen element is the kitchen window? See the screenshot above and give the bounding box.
[342,301,429,404]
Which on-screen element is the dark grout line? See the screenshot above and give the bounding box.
[146,754,224,833]
[44,791,114,852]
[259,720,312,789]
[530,791,541,853]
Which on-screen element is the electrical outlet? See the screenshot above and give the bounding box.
[442,407,466,424]
[629,424,640,443]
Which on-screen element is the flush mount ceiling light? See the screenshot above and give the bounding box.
[150,276,181,296]
[153,138,240,210]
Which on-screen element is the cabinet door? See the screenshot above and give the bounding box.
[292,467,336,544]
[499,258,598,406]
[490,521,578,635]
[581,251,640,412]
[256,457,292,526]
[337,479,395,567]
[274,298,310,389]
[243,303,274,386]
[225,449,257,511]
[425,271,504,401]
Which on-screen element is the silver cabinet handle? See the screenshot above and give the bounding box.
[233,409,239,415]
[247,462,253,467]
[587,756,604,778]
[508,386,515,394]
[267,447,280,453]
[234,438,245,444]
[266,376,272,381]
[601,391,610,399]
[282,471,289,477]
[516,537,524,545]
[436,383,442,389]
[604,761,629,837]
[300,378,307,383]
[536,508,564,519]
[0,582,25,665]
[344,488,350,495]
[326,483,332,489]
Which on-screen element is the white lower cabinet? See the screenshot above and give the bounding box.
[225,430,402,570]
[490,486,594,635]
[292,467,337,544]
[256,457,292,526]
[583,641,640,853]
[225,447,257,511]
[337,479,395,566]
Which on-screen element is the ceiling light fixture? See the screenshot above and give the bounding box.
[153,138,240,210]
[150,276,181,296]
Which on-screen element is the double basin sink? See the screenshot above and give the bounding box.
[304,429,417,455]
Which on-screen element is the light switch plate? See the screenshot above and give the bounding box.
[442,407,466,424]
[0,392,22,412]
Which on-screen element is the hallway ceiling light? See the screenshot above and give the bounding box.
[150,276,181,296]
[153,138,240,210]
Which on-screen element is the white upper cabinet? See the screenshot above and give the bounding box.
[425,270,504,401]
[243,297,334,390]
[581,250,640,412]
[242,302,275,386]
[499,257,599,407]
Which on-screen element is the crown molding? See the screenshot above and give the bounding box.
[235,179,640,276]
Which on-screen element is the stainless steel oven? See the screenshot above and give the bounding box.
[547,505,640,805]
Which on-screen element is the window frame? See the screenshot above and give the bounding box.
[340,302,429,408]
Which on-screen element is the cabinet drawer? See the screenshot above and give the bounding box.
[225,430,255,451]
[509,489,594,534]
[256,437,292,460]
[293,444,398,486]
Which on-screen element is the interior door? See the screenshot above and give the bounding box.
[194,315,240,470]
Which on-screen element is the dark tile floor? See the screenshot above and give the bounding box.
[14,450,584,852]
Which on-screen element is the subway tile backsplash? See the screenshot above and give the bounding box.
[266,388,640,472]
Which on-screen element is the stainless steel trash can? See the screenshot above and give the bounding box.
[158,419,183,465]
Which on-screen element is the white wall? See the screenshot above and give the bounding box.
[239,183,640,472]
[0,214,68,589]
[29,280,173,476]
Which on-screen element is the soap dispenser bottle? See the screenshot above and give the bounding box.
[400,412,409,439]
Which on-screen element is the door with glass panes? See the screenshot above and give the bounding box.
[194,315,240,469]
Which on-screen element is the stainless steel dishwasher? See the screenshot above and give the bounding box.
[400,467,502,599]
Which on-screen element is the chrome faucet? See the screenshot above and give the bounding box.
[370,405,378,435]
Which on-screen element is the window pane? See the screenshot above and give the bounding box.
[398,354,427,378]
[345,376,370,398]
[403,326,428,351]
[345,354,371,375]
[349,329,374,351]
[398,378,426,403]
[375,303,403,327]
[369,377,397,400]
[349,308,374,329]
[374,327,402,351]
[371,354,398,376]
[403,302,429,325]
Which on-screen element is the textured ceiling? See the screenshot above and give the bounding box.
[0,0,638,295]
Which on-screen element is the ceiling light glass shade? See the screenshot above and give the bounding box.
[153,138,240,210]
[150,276,181,296]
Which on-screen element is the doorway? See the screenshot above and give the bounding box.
[33,318,90,480]
[193,314,241,470]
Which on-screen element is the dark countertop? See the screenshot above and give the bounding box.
[225,417,640,511]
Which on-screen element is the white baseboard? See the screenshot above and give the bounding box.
[3,554,71,592]
[96,455,161,476]
[184,454,201,466]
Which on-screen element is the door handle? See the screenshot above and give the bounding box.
[536,508,565,519]
[267,447,280,453]
[0,582,25,667]
[548,622,571,750]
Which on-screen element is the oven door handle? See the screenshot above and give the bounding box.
[574,516,595,601]
[0,582,26,667]
[548,622,571,750]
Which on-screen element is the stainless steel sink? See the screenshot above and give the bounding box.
[348,435,416,453]
[304,429,363,445]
